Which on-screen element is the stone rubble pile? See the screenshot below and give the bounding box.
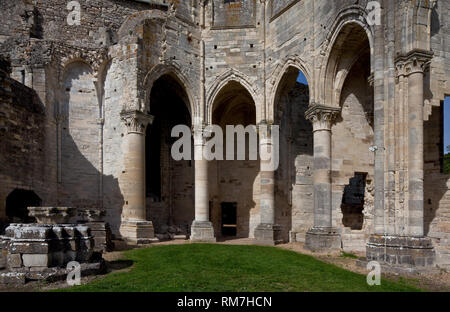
[0,207,105,285]
[78,209,115,252]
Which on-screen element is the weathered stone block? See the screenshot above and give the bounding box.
[305,227,341,251]
[22,254,50,267]
[7,253,22,268]
[190,221,216,243]
[254,224,283,246]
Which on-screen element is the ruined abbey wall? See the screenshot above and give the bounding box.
[0,0,449,267]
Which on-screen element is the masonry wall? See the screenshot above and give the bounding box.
[0,65,48,224]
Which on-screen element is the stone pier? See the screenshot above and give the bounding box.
[119,111,158,244]
[255,122,282,245]
[190,125,216,242]
[304,104,341,251]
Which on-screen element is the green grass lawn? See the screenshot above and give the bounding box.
[60,244,420,292]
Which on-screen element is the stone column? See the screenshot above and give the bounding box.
[254,122,281,245]
[403,50,432,238]
[190,124,216,242]
[119,110,157,244]
[304,104,341,251]
[366,50,435,267]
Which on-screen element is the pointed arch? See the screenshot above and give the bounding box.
[317,5,374,107]
[206,68,260,125]
[268,54,312,122]
[143,62,198,121]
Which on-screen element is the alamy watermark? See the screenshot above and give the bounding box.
[366,1,382,26]
[67,1,81,26]
[171,124,280,172]
[66,261,81,286]
[366,261,381,286]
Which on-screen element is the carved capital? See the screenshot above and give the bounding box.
[395,49,433,77]
[305,104,340,132]
[121,110,154,135]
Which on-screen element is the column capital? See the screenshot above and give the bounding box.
[395,49,433,77]
[305,104,340,132]
[120,110,154,135]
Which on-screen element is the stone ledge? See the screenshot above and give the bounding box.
[190,221,216,243]
[254,224,283,246]
[305,227,342,252]
[366,235,435,267]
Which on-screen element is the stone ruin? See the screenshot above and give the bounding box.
[0,207,105,285]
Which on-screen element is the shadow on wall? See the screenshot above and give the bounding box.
[59,61,124,235]
[146,74,194,235]
[0,61,47,233]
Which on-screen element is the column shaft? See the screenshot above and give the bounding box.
[123,131,146,221]
[194,156,209,222]
[408,71,424,237]
[190,125,216,242]
[313,128,332,228]
[304,104,341,251]
[119,110,156,244]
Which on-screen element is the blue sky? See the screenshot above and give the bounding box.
[445,97,450,154]
[297,71,308,85]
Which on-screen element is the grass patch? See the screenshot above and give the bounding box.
[340,251,359,259]
[59,244,421,292]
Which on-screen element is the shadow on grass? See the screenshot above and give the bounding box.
[105,260,134,274]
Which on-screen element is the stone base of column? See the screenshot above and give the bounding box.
[305,227,341,251]
[254,224,283,246]
[119,220,159,245]
[366,235,435,267]
[190,221,216,243]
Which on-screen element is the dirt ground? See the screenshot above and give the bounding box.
[1,239,449,292]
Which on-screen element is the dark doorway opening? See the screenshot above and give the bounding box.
[341,173,367,230]
[5,189,41,224]
[221,202,237,237]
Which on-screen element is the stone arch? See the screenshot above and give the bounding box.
[117,10,168,42]
[318,6,374,107]
[268,55,312,122]
[206,68,260,125]
[142,62,198,121]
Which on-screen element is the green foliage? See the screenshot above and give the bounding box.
[57,244,421,292]
[444,153,450,174]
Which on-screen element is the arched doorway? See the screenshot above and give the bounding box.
[146,74,194,237]
[210,81,259,239]
[325,22,374,250]
[273,67,312,242]
[5,189,41,224]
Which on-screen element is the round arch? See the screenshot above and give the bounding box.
[206,68,260,125]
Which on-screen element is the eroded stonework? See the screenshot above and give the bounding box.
[0,0,449,269]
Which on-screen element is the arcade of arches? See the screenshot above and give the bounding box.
[1,0,449,269]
